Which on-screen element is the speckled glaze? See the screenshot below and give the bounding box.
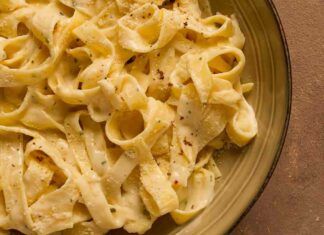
[110,0,291,234]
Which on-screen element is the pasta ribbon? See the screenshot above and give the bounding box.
[118,3,182,53]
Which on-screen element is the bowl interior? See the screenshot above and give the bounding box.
[111,0,290,234]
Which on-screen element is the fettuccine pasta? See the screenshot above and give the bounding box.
[0,0,257,234]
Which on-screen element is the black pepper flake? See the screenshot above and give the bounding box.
[183,22,188,27]
[180,116,184,120]
[161,0,176,8]
[11,164,15,167]
[125,55,136,65]
[101,160,107,165]
[183,137,193,146]
[110,208,117,213]
[157,69,164,80]
[36,156,43,162]
[178,149,184,155]
[60,12,64,16]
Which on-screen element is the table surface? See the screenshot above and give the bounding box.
[232,0,324,234]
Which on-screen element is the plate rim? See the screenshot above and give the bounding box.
[228,0,292,233]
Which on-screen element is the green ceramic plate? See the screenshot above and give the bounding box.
[112,0,291,234]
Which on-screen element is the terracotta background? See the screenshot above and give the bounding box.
[232,0,324,234]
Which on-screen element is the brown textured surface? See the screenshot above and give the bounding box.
[232,0,324,234]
